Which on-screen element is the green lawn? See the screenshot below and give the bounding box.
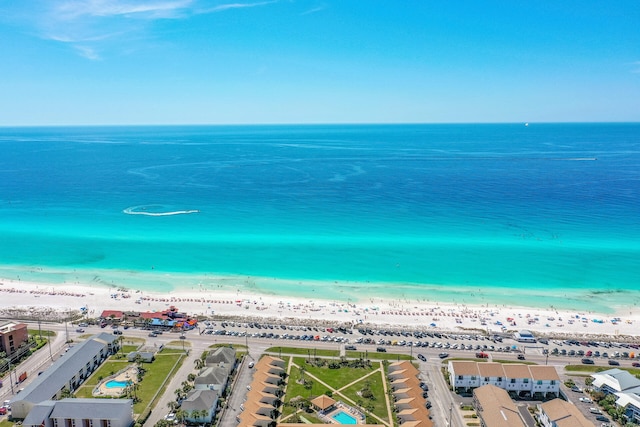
[286,363,333,401]
[132,350,184,415]
[28,329,56,337]
[282,357,389,425]
[297,357,378,389]
[0,419,14,427]
[340,372,389,424]
[73,348,186,418]
[265,347,339,357]
[346,351,414,361]
[565,365,640,375]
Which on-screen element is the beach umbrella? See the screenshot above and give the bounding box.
[430,323,436,327]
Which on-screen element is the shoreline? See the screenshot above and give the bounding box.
[1,273,639,339]
[1,264,638,315]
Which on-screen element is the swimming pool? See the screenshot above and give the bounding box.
[105,380,129,389]
[332,411,357,424]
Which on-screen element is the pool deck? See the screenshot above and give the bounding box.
[322,403,364,424]
[94,366,139,397]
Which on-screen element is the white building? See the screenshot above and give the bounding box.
[614,392,640,424]
[591,368,640,395]
[448,361,559,397]
[514,330,536,343]
[591,369,640,425]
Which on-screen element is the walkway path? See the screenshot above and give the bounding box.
[287,359,391,426]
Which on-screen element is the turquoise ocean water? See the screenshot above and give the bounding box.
[0,124,638,313]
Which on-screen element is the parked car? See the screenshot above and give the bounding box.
[148,332,157,337]
[579,397,593,403]
[113,330,123,335]
[632,362,640,367]
[589,407,602,414]
[376,347,387,352]
[75,328,85,333]
[608,360,620,366]
[417,354,427,362]
[439,352,449,359]
[517,354,526,360]
[581,358,594,364]
[595,415,609,422]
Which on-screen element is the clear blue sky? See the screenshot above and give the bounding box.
[1,1,639,125]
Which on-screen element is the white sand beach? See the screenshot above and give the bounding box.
[0,277,638,339]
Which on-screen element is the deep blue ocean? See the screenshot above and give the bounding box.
[0,124,638,312]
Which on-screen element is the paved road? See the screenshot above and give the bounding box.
[3,320,631,427]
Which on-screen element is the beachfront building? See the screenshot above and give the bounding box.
[21,399,134,427]
[181,389,219,424]
[388,360,433,427]
[10,333,121,419]
[590,369,640,424]
[514,330,536,343]
[448,361,560,398]
[537,398,594,427]
[472,385,526,427]
[0,321,29,355]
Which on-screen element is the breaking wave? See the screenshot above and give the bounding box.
[123,205,200,216]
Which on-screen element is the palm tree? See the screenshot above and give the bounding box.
[299,366,306,383]
[194,357,204,370]
[175,409,187,424]
[167,401,179,412]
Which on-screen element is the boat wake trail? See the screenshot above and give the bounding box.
[123,205,200,216]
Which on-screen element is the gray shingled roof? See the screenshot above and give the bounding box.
[50,399,133,420]
[205,347,235,365]
[11,333,118,405]
[22,401,56,427]
[194,366,229,387]
[181,390,218,412]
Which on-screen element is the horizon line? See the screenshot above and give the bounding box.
[1,121,639,128]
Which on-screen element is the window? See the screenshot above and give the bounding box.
[471,376,476,380]
[550,380,556,385]
[497,377,502,382]
[458,376,463,380]
[537,380,543,385]
[523,378,529,383]
[510,379,516,384]
[484,377,489,381]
